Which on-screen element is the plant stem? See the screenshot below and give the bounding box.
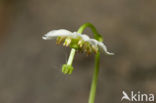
[67,23,102,103]
[88,52,100,103]
[77,23,102,103]
[77,23,103,42]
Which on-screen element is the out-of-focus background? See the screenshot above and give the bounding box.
[0,0,156,103]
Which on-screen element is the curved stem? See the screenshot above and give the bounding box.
[78,23,102,103]
[67,23,102,103]
[77,23,103,42]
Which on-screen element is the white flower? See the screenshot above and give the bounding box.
[43,29,90,40]
[42,29,114,55]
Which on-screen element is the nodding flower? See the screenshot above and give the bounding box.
[42,29,114,55]
[43,23,114,103]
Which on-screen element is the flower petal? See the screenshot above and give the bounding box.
[86,39,98,46]
[73,32,90,41]
[98,42,114,55]
[42,29,73,40]
[42,29,114,55]
[86,39,114,55]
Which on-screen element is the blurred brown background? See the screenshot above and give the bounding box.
[0,0,156,103]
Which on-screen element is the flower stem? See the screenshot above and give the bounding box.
[77,23,102,103]
[67,23,102,103]
[77,23,103,42]
[88,51,100,103]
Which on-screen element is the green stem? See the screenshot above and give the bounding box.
[77,23,103,42]
[88,52,100,103]
[67,23,102,103]
[78,23,102,103]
